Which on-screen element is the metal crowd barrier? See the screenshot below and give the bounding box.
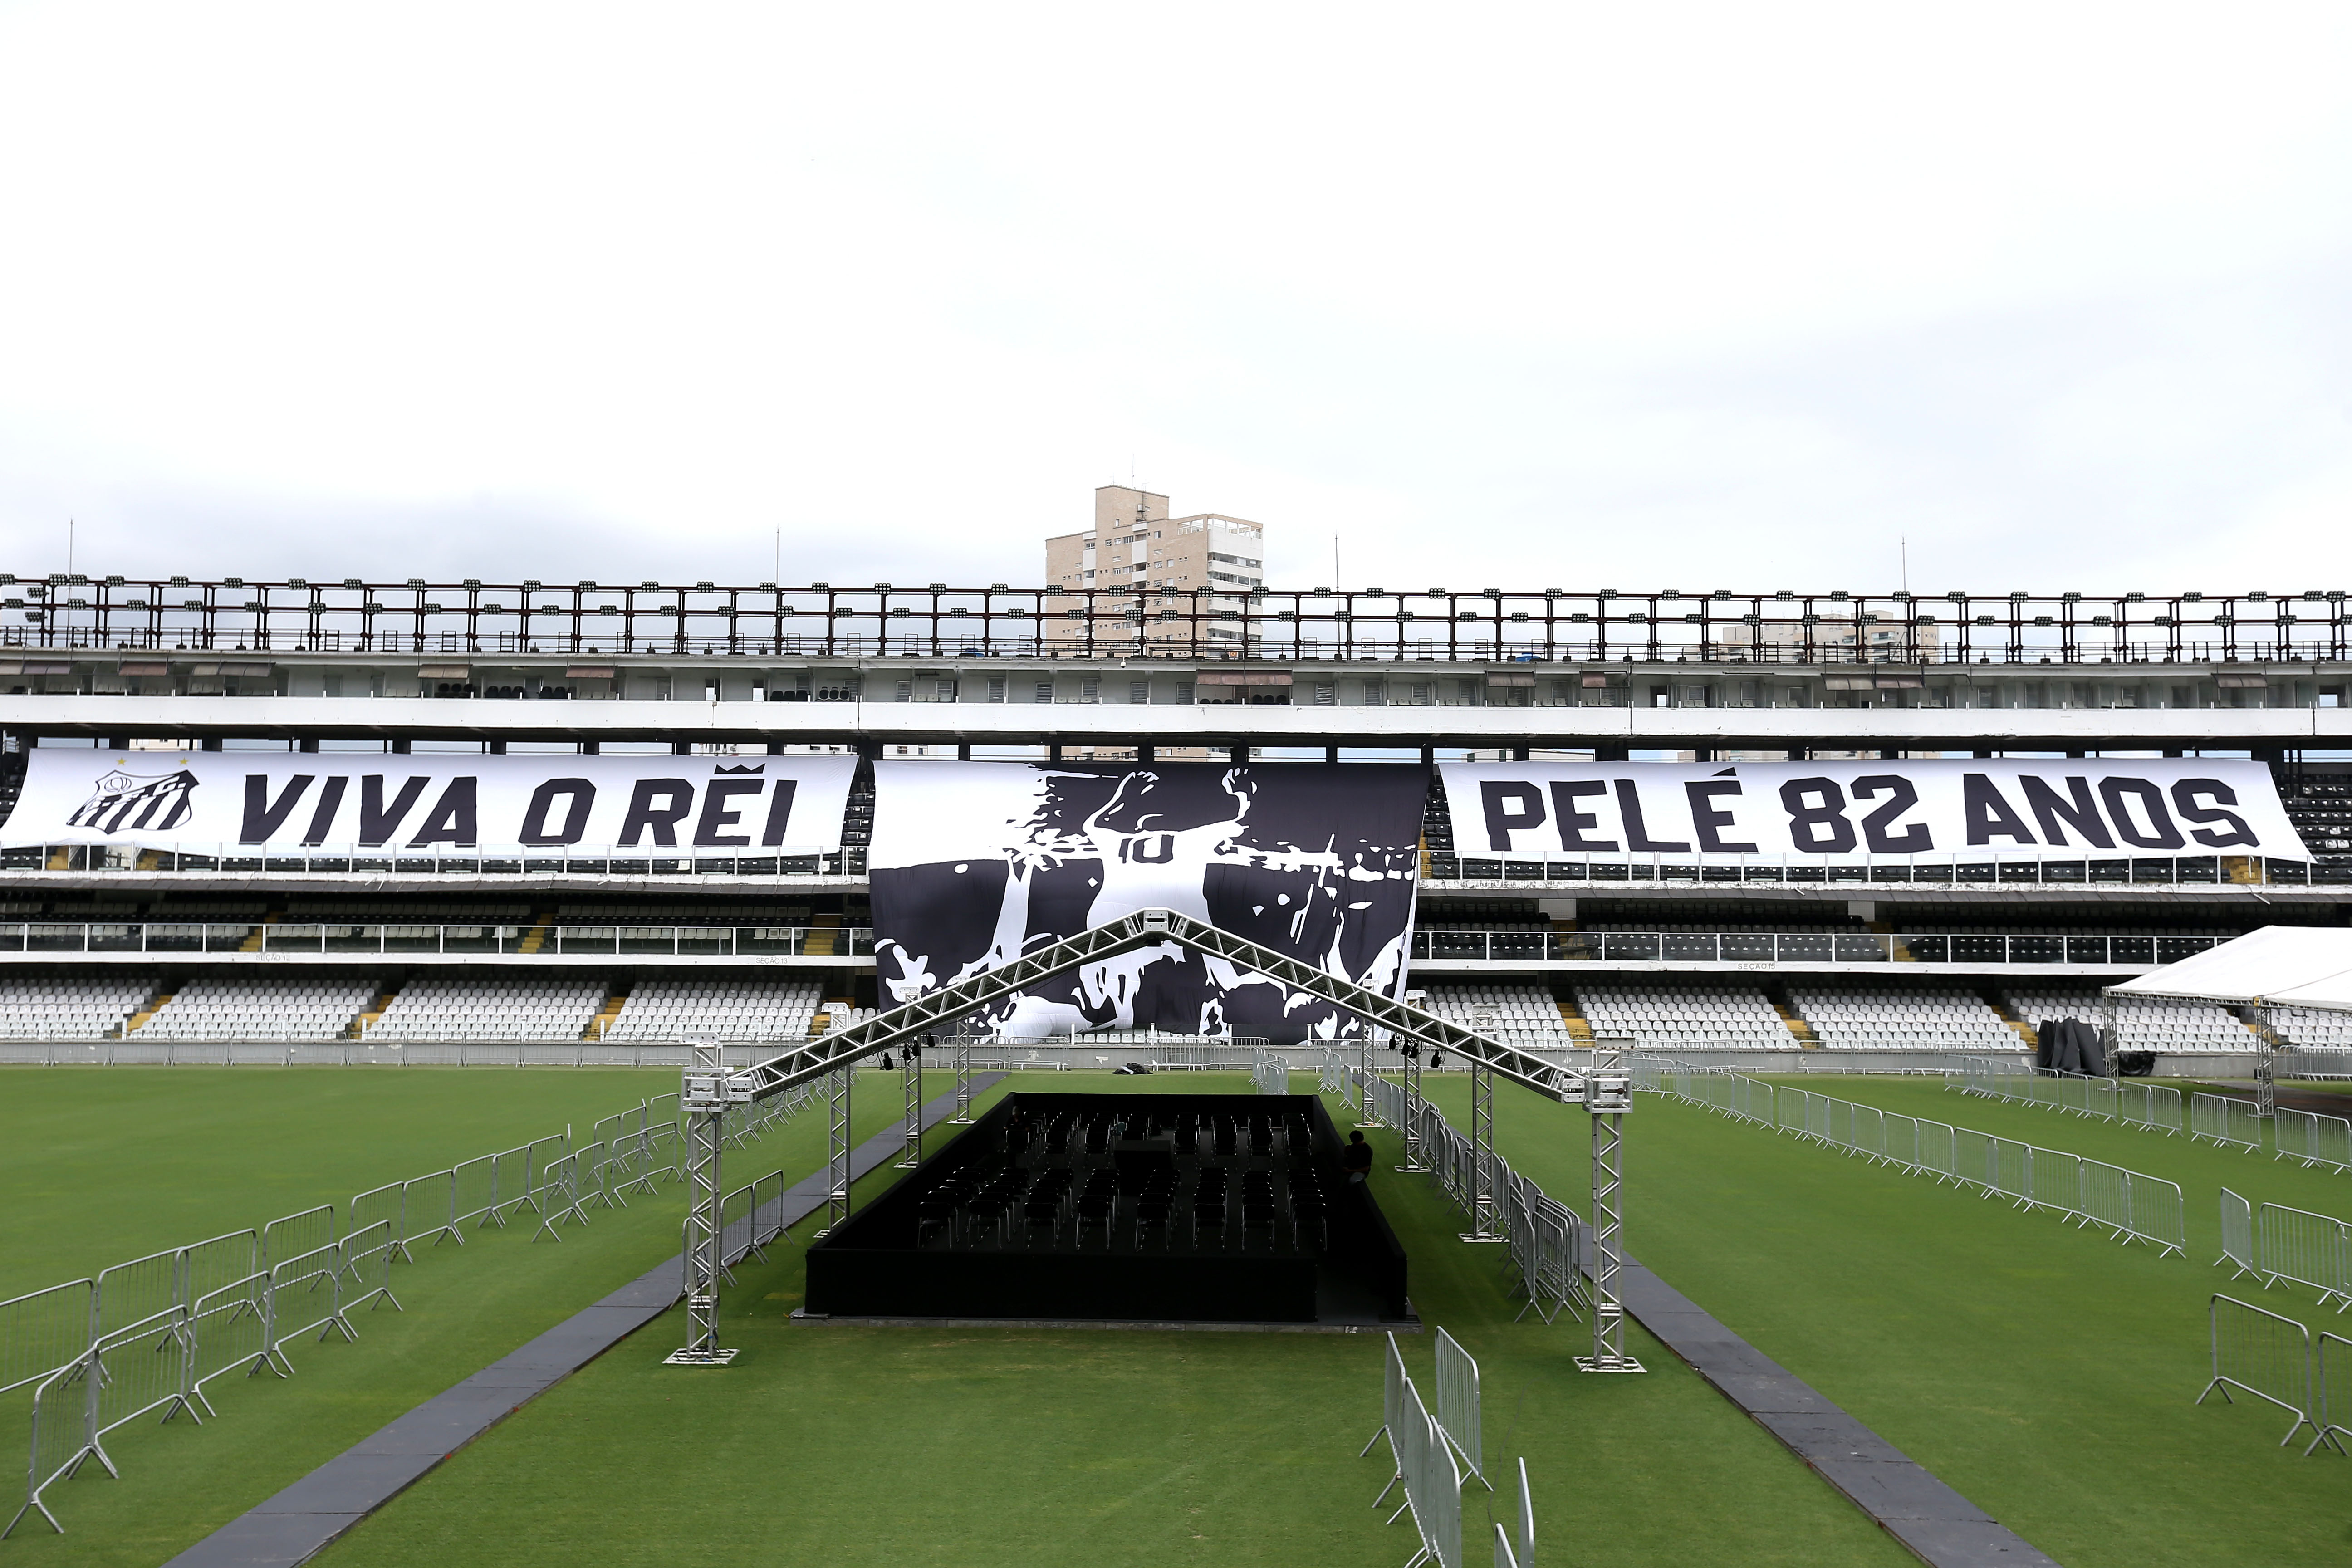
[1338,1064,1587,1326]
[1250,1048,1289,1096]
[1960,1068,2352,1171]
[2249,1200,2352,1312]
[1366,1333,1462,1568]
[1433,1328,1487,1491]
[1955,1058,2185,1134]
[1502,1167,1590,1325]
[2200,1294,2333,1450]
[1364,1326,1529,1568]
[2277,1107,2352,1174]
[1318,1049,1349,1097]
[1493,1461,1535,1568]
[1,1078,819,1539]
[1637,1058,2187,1257]
[2314,1333,2352,1455]
[2192,1092,2265,1153]
[2220,1188,2257,1278]
[2282,1051,2352,1083]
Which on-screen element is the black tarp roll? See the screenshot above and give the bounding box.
[2053,1019,2084,1074]
[2074,1018,2108,1077]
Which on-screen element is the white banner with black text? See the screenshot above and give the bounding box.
[1437,759,2308,863]
[0,748,857,854]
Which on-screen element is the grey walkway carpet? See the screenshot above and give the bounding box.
[160,1076,1003,1568]
[1613,1252,2061,1567]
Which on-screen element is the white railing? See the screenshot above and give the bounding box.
[1425,851,2317,890]
[1414,929,2225,966]
[12,844,863,878]
[0,921,873,958]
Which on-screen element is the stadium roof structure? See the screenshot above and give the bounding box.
[2107,925,2352,1012]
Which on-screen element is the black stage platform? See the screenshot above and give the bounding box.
[803,1091,1411,1327]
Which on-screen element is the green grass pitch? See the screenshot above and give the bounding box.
[5,1067,2352,1566]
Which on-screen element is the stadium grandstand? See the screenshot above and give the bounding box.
[0,573,2349,1072]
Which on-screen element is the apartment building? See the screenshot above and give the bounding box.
[1044,486,1265,653]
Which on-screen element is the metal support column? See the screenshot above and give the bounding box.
[1460,1058,1503,1242]
[1577,1039,1643,1374]
[897,1039,925,1168]
[1356,1033,1378,1127]
[951,1033,975,1124]
[2256,1004,2279,1119]
[1396,1045,1429,1172]
[820,1063,852,1235]
[665,1041,736,1366]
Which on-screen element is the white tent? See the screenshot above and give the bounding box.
[2106,926,2352,1014]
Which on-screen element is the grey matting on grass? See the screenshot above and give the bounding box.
[159,1074,1004,1568]
[1613,1250,2061,1568]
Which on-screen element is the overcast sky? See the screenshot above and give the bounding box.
[1,2,2347,595]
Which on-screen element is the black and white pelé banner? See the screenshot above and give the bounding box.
[868,761,1428,1043]
[0,749,856,854]
[1439,759,2309,863]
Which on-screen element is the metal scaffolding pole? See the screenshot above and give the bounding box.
[1357,1033,1378,1127]
[821,1064,852,1235]
[2256,1009,2279,1119]
[1397,1045,1430,1172]
[897,1041,925,1169]
[664,1040,737,1366]
[1460,1058,1503,1243]
[1578,1039,1642,1374]
[952,1034,975,1124]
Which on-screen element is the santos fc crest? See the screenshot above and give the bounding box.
[68,767,200,835]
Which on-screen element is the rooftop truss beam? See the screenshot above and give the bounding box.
[723,908,1587,1106]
